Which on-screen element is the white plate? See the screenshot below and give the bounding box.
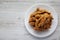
[25,3,58,38]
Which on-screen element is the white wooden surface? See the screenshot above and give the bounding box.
[0,0,60,40]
